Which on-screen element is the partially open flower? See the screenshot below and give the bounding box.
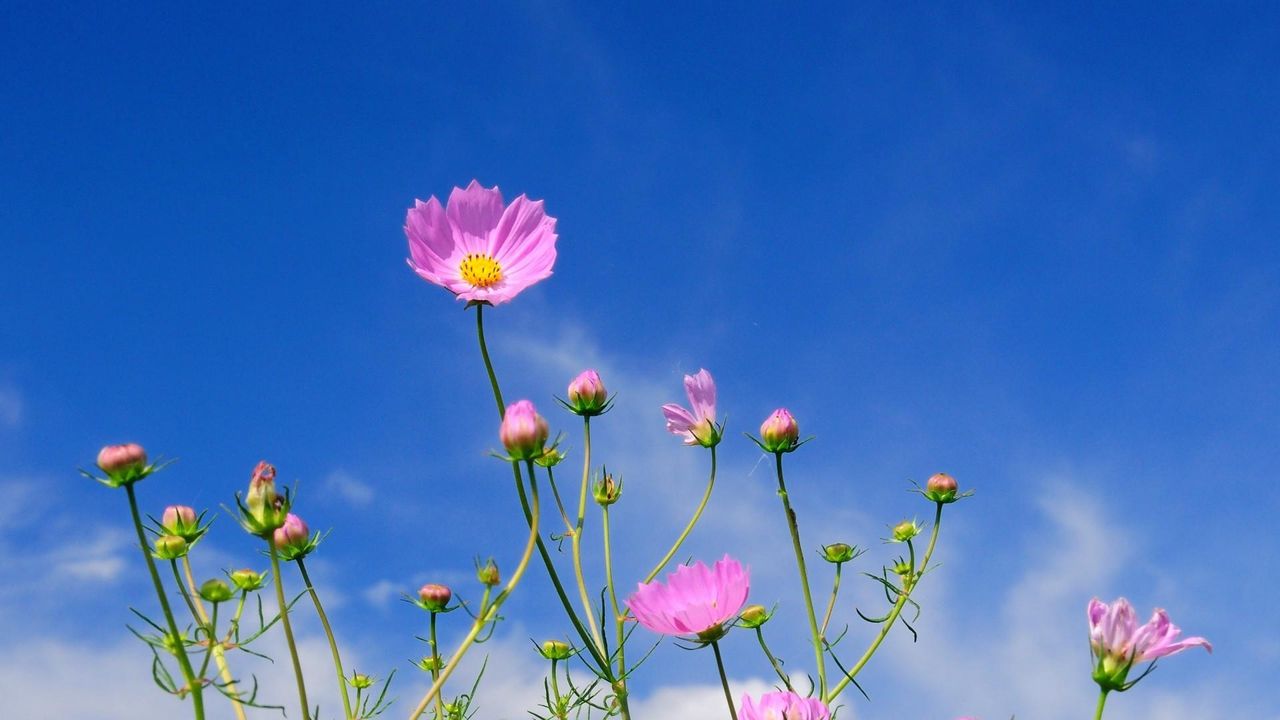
[626,555,749,643]
[500,400,550,461]
[661,369,721,448]
[1088,597,1211,691]
[739,690,830,720]
[239,461,290,536]
[593,471,622,506]
[566,370,609,416]
[418,583,452,612]
[758,409,801,453]
[199,578,234,604]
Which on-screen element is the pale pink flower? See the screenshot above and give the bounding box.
[1088,597,1212,664]
[625,554,748,639]
[738,690,831,720]
[405,180,558,305]
[661,369,719,447]
[500,400,550,460]
[97,443,147,475]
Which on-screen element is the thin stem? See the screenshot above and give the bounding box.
[475,303,505,414]
[754,627,793,692]
[571,417,606,656]
[269,540,311,720]
[546,466,575,531]
[181,557,247,720]
[825,502,945,703]
[1094,689,1109,720]
[429,612,445,720]
[820,563,843,639]
[171,560,202,625]
[196,603,219,679]
[406,460,543,720]
[124,484,205,719]
[549,658,565,719]
[297,557,353,720]
[643,445,718,584]
[710,641,739,720]
[602,505,631,714]
[773,452,827,697]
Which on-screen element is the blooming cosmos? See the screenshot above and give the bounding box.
[626,554,748,641]
[738,691,831,720]
[1088,597,1211,690]
[661,368,720,447]
[405,180,558,305]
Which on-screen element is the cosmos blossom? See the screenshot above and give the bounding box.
[1088,597,1212,664]
[738,691,831,720]
[405,180,558,305]
[625,555,748,638]
[661,368,719,446]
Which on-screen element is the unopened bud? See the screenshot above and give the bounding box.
[161,505,203,542]
[500,400,550,461]
[418,583,452,612]
[153,534,189,560]
[821,542,857,564]
[924,472,960,503]
[758,409,800,453]
[540,639,573,660]
[347,672,374,690]
[273,513,315,560]
[199,578,234,604]
[738,604,771,629]
[891,519,922,543]
[416,656,444,672]
[566,370,609,416]
[229,568,266,592]
[96,443,149,484]
[535,447,566,468]
[891,557,913,577]
[477,558,500,586]
[592,472,623,506]
[241,461,289,536]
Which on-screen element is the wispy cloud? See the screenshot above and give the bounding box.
[323,469,375,506]
[0,384,22,429]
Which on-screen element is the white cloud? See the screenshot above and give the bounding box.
[323,469,375,506]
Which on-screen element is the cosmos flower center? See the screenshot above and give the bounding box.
[459,253,503,288]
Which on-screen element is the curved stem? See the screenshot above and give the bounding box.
[1094,689,1110,720]
[571,417,606,656]
[825,502,945,704]
[475,303,506,415]
[124,484,205,719]
[429,612,445,720]
[754,627,793,692]
[406,460,543,720]
[710,641,739,720]
[269,540,311,720]
[297,558,353,720]
[773,452,826,696]
[171,560,202,625]
[643,446,717,584]
[602,505,632,718]
[820,563,843,639]
[181,557,247,720]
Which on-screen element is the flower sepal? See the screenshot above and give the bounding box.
[81,443,172,489]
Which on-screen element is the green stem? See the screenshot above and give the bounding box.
[124,484,205,719]
[825,502,945,703]
[181,557,247,720]
[171,560,202,626]
[773,452,826,697]
[820,563,843,639]
[571,417,606,656]
[269,540,311,720]
[1094,689,1109,720]
[429,612,445,720]
[754,627,793,692]
[602,505,632,717]
[406,460,543,720]
[475,303,506,414]
[297,557,353,720]
[710,640,738,720]
[196,603,218,679]
[643,446,717,584]
[550,658,565,719]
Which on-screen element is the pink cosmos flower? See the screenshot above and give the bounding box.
[625,554,748,640]
[1088,597,1211,690]
[738,691,831,720]
[661,369,720,447]
[405,180,558,305]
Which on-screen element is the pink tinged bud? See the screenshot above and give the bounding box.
[97,443,148,479]
[273,513,310,552]
[500,400,550,461]
[161,504,201,541]
[567,370,609,415]
[477,558,500,586]
[418,583,452,612]
[247,461,278,513]
[925,472,960,503]
[758,408,800,453]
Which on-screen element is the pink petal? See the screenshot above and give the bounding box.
[684,369,717,423]
[445,180,505,254]
[405,197,460,286]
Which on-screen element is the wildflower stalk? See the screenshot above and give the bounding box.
[124,483,206,719]
[754,627,793,692]
[180,557,248,720]
[642,445,717,583]
[1094,689,1109,720]
[772,452,827,697]
[170,560,204,628]
[428,611,445,720]
[710,640,738,720]
[602,504,630,709]
[406,459,543,720]
[571,417,606,657]
[297,557,354,720]
[472,303,613,676]
[825,501,945,703]
[196,603,219,680]
[820,562,842,639]
[268,539,311,720]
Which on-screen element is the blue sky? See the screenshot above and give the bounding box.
[2,2,1278,718]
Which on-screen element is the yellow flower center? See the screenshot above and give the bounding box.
[458,253,503,288]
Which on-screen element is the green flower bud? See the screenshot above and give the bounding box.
[891,519,922,543]
[592,471,622,506]
[821,542,858,564]
[198,578,234,604]
[476,558,500,587]
[229,568,267,592]
[535,447,567,468]
[540,639,573,661]
[153,534,189,560]
[738,604,771,629]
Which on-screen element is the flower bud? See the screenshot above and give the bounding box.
[273,513,315,560]
[500,400,550,461]
[476,558,500,586]
[199,578,234,604]
[924,472,959,503]
[246,461,278,514]
[758,409,800,453]
[592,472,622,506]
[821,542,857,564]
[347,672,374,690]
[891,519,922,543]
[229,568,266,592]
[566,370,609,416]
[416,656,444,672]
[161,504,204,542]
[891,557,913,577]
[738,604,771,629]
[418,583,452,612]
[239,461,289,537]
[535,447,566,468]
[540,639,573,661]
[96,443,149,483]
[153,534,189,560]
